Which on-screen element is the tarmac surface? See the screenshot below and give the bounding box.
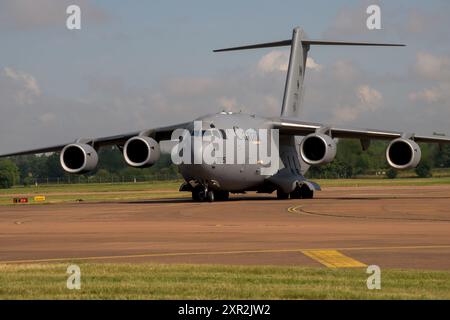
[1,185,450,270]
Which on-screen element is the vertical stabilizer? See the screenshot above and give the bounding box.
[280,27,309,118]
[214,27,404,119]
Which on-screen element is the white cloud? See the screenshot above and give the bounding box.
[410,53,450,107]
[4,67,40,96]
[257,50,289,73]
[409,84,450,104]
[409,88,439,103]
[357,85,383,108]
[306,57,323,71]
[414,52,450,81]
[257,50,323,73]
[332,85,383,123]
[2,67,41,105]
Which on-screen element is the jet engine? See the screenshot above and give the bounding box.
[60,143,98,174]
[386,138,421,169]
[123,136,160,168]
[300,133,337,165]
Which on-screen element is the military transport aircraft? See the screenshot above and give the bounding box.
[2,27,450,202]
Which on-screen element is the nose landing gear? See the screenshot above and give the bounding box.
[192,186,229,202]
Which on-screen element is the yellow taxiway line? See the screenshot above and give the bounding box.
[302,250,367,268]
[1,244,450,265]
[2,205,450,264]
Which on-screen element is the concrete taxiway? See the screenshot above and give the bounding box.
[1,185,450,269]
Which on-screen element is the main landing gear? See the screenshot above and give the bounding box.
[277,184,314,200]
[192,186,229,202]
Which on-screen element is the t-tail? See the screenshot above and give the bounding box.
[214,27,405,118]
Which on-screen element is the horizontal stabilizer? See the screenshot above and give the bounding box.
[305,40,405,46]
[214,39,405,52]
[214,40,292,52]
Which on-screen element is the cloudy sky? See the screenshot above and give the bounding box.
[1,0,450,153]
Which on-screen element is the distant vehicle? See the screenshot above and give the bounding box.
[2,27,450,202]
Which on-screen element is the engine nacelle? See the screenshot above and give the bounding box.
[386,138,421,170]
[123,136,160,168]
[60,143,98,174]
[300,133,337,165]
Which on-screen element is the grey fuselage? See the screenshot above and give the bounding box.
[177,111,307,193]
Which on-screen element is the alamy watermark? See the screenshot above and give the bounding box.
[66,264,81,290]
[170,121,280,175]
[65,5,381,32]
[366,5,381,30]
[66,5,81,30]
[366,265,381,290]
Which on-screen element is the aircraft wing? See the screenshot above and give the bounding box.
[272,118,450,144]
[0,121,192,158]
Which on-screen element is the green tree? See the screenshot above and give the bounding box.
[306,158,353,179]
[0,159,20,188]
[434,145,450,168]
[415,162,432,178]
[95,169,112,180]
[97,147,126,174]
[354,155,370,176]
[45,153,65,178]
[386,168,397,179]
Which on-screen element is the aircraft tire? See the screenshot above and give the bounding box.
[215,191,230,201]
[277,189,289,200]
[290,187,302,199]
[192,190,200,201]
[192,187,205,202]
[300,185,314,199]
[207,190,215,202]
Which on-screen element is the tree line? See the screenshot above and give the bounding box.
[1,140,450,188]
[306,140,450,179]
[0,147,179,188]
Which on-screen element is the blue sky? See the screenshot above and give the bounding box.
[1,0,450,152]
[1,0,443,93]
